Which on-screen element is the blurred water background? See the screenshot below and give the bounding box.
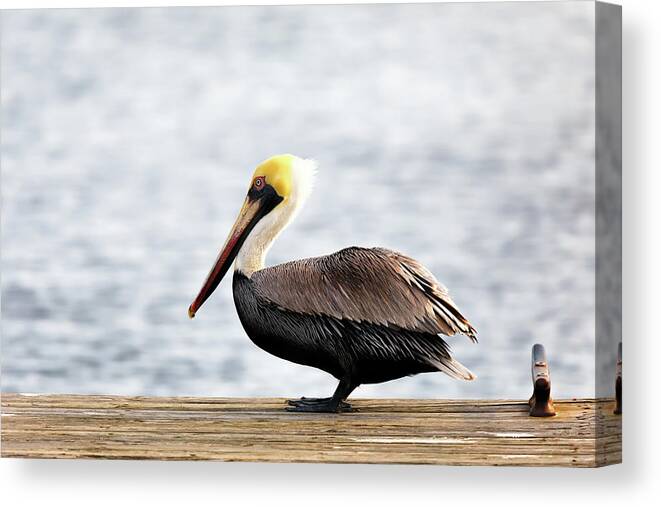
[1,3,596,399]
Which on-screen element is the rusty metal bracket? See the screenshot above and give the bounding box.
[614,342,622,415]
[529,344,556,417]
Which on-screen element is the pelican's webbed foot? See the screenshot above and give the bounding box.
[286,397,352,413]
[287,396,331,405]
[285,378,357,413]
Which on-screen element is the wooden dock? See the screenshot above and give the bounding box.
[0,393,621,466]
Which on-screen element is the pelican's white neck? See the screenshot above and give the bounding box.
[235,157,316,276]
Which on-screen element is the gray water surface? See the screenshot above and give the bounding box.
[1,3,596,399]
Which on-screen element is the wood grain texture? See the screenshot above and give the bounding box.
[0,394,621,467]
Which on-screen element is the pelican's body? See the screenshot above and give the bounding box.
[189,155,477,412]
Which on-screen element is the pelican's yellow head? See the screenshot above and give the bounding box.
[189,154,316,318]
[251,154,295,200]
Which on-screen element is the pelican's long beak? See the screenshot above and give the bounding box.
[188,197,266,319]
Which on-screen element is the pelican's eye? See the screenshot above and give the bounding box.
[253,176,265,190]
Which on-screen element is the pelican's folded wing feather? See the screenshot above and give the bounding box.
[251,247,477,341]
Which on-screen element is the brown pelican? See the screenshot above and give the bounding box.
[189,154,477,412]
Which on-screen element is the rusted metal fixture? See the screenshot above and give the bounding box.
[614,342,622,415]
[529,344,556,417]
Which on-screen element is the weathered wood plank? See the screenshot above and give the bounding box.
[0,394,621,467]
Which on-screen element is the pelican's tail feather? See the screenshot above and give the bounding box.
[429,356,476,381]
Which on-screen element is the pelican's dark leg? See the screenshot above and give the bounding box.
[286,378,357,413]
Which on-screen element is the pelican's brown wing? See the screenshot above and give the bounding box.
[251,246,477,341]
